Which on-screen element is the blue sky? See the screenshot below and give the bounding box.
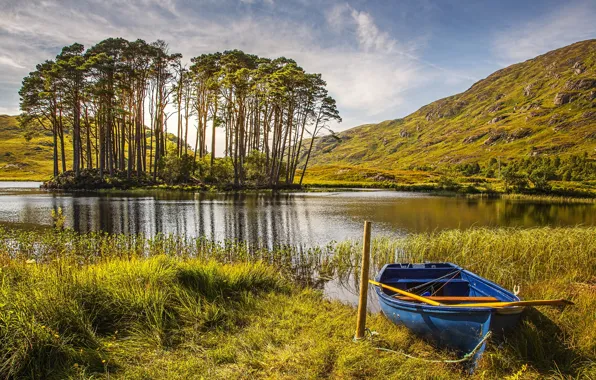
[1,0,595,134]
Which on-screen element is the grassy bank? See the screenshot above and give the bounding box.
[0,227,594,378]
[298,165,596,198]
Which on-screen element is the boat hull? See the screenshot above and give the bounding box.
[374,263,523,364]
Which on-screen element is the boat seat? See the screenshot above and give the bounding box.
[382,279,470,297]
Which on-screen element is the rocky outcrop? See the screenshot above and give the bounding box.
[483,130,506,146]
[488,115,507,124]
[424,99,468,121]
[486,102,504,114]
[554,92,573,106]
[507,128,532,141]
[462,132,486,144]
[564,78,596,91]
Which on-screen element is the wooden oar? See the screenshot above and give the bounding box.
[446,299,574,308]
[371,280,573,308]
[369,280,441,306]
[396,296,499,302]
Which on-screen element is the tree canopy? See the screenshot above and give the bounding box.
[19,38,341,187]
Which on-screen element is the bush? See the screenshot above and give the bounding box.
[502,166,529,192]
[158,153,198,185]
[42,169,153,190]
[529,168,552,192]
[244,150,268,185]
[204,157,234,184]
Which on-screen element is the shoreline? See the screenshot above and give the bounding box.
[0,179,596,202]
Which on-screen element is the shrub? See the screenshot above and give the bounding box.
[158,153,198,185]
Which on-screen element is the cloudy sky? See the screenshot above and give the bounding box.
[1,0,596,134]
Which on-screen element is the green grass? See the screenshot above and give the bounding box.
[305,40,596,170]
[0,227,594,378]
[0,115,63,181]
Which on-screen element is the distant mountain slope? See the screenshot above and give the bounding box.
[306,40,596,170]
[0,115,190,181]
[0,115,59,180]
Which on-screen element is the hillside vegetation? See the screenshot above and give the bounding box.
[0,115,63,181]
[305,40,596,173]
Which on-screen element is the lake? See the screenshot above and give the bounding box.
[0,182,595,247]
[2,181,595,311]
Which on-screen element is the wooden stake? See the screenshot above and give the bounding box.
[355,221,371,340]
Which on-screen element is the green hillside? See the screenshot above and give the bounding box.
[306,40,596,171]
[0,115,189,182]
[0,115,62,181]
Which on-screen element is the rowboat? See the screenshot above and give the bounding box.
[373,262,523,366]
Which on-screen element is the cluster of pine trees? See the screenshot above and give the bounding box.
[19,38,340,187]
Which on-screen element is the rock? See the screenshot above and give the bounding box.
[573,61,585,75]
[548,114,564,125]
[476,92,490,101]
[399,129,409,138]
[1,163,28,169]
[486,102,504,114]
[488,115,507,124]
[371,174,395,182]
[463,132,486,144]
[589,90,596,101]
[483,130,506,146]
[565,78,596,91]
[554,92,573,106]
[523,83,533,97]
[508,128,532,141]
[495,93,505,100]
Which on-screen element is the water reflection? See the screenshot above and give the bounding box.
[0,185,595,247]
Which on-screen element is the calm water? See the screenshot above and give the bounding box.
[2,181,595,310]
[0,182,595,247]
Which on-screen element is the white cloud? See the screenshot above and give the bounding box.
[350,8,396,53]
[493,1,596,64]
[0,56,24,69]
[0,0,429,125]
[0,0,473,142]
[0,106,19,115]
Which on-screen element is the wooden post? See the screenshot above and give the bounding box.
[355,221,371,340]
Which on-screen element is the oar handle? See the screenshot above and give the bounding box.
[448,299,574,308]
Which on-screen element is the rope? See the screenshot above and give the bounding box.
[430,270,462,297]
[405,270,462,294]
[361,328,492,364]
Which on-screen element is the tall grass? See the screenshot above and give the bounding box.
[0,227,330,286]
[332,227,596,287]
[0,227,594,378]
[0,255,286,379]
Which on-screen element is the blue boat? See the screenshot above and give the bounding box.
[374,262,523,366]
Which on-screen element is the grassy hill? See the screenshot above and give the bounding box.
[0,115,63,181]
[305,40,596,177]
[0,115,187,182]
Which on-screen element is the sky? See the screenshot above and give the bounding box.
[1,0,595,140]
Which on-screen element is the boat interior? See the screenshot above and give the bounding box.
[377,263,516,303]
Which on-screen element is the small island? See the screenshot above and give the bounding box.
[19,39,340,191]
